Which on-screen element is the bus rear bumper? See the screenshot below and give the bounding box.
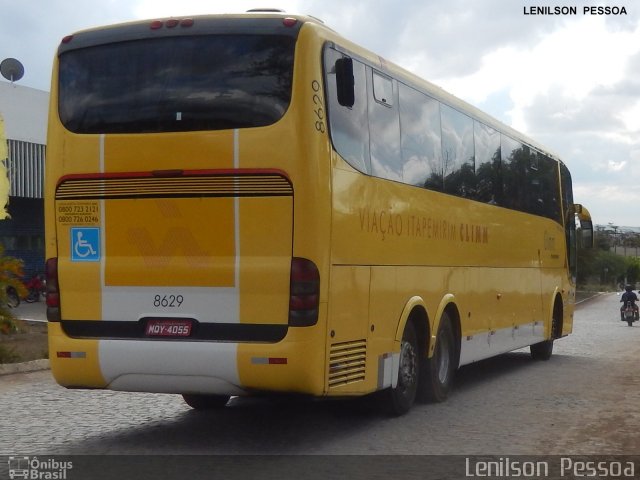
[48,322,326,396]
[100,339,247,395]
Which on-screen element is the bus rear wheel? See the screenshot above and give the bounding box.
[381,321,419,416]
[182,394,230,410]
[417,314,456,403]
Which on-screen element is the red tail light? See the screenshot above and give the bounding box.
[150,18,194,30]
[45,258,61,322]
[289,257,319,326]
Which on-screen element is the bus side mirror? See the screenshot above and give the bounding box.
[580,220,594,248]
[574,203,594,248]
[335,57,355,108]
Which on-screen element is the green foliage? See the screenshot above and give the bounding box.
[625,257,640,286]
[0,245,26,335]
[577,247,640,289]
[594,230,611,251]
[0,344,19,363]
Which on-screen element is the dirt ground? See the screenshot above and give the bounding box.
[0,320,48,363]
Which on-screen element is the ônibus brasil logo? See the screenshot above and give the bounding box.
[7,456,72,479]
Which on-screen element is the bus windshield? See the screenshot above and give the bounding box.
[58,34,295,134]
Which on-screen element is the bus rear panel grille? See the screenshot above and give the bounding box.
[328,339,366,389]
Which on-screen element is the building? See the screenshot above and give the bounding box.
[0,80,48,276]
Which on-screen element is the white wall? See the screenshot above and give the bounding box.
[0,80,49,144]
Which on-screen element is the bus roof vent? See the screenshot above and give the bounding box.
[246,8,286,13]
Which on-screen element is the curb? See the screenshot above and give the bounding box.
[0,359,50,376]
[575,292,608,306]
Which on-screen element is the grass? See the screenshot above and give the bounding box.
[0,320,48,364]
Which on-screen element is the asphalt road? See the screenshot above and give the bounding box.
[1,293,638,457]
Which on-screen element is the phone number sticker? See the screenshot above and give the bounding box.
[57,201,100,225]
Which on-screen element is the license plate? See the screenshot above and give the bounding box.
[145,318,193,337]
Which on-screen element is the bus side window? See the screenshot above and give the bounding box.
[398,83,442,190]
[369,69,401,182]
[501,135,527,212]
[474,121,501,205]
[324,48,371,174]
[535,153,562,223]
[441,104,474,197]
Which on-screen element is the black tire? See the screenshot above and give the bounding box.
[182,394,230,410]
[6,287,19,308]
[532,301,560,360]
[381,321,419,416]
[417,314,456,403]
[530,340,553,360]
[628,320,634,327]
[25,290,38,303]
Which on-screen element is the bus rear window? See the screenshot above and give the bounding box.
[58,35,295,133]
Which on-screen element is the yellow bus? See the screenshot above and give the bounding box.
[45,11,593,415]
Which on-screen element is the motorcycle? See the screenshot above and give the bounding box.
[5,286,20,308]
[621,300,639,327]
[24,274,45,303]
[3,275,44,308]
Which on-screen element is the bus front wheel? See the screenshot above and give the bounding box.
[530,340,554,360]
[182,394,231,410]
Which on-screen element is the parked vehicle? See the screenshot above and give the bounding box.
[24,274,45,303]
[4,274,45,308]
[5,286,19,308]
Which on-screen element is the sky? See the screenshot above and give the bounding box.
[1,0,639,227]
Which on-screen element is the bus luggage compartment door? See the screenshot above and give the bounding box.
[54,171,294,327]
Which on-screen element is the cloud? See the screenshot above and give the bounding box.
[1,0,639,226]
[608,160,627,172]
[303,0,568,80]
[0,0,137,90]
[574,182,640,226]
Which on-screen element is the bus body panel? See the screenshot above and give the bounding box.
[47,19,334,397]
[48,322,105,388]
[329,156,568,371]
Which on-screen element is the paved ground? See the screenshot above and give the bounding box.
[0,293,638,457]
[11,301,46,323]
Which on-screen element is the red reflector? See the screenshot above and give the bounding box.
[181,18,194,27]
[269,358,288,365]
[166,19,179,28]
[57,351,86,359]
[61,35,74,44]
[150,20,163,30]
[283,17,297,27]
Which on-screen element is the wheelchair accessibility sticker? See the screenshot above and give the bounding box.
[71,227,100,262]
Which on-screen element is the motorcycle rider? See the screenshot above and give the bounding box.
[620,285,639,321]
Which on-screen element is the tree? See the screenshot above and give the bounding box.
[593,250,627,288]
[0,246,27,334]
[625,257,640,286]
